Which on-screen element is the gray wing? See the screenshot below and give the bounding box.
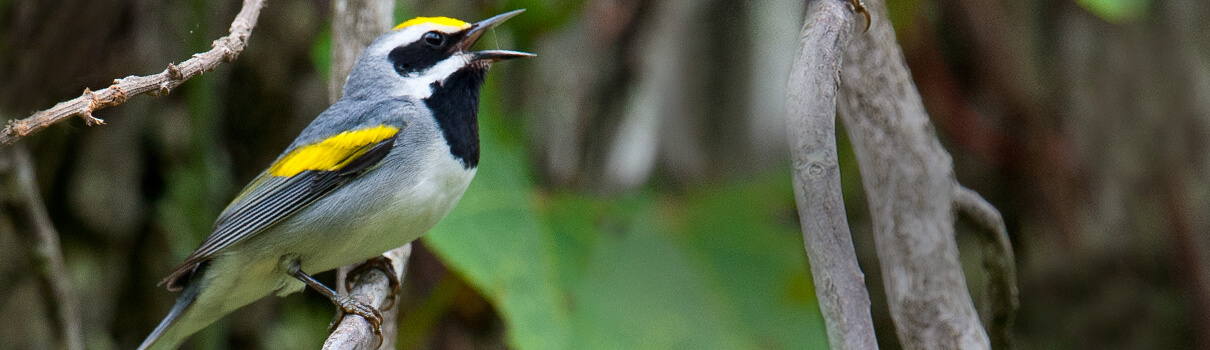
[160,135,397,290]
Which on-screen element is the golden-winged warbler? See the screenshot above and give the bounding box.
[138,10,532,349]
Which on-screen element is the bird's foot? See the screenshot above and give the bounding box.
[328,295,384,346]
[287,261,386,347]
[344,256,402,309]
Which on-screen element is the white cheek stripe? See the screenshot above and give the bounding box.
[396,54,469,99]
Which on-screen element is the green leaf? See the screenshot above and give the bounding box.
[672,177,829,349]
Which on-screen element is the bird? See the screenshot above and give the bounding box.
[138,10,532,350]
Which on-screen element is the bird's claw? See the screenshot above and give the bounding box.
[344,256,402,309]
[849,0,871,33]
[328,296,384,347]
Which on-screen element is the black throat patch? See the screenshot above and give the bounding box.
[424,64,488,169]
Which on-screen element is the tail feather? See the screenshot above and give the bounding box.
[138,258,280,349]
[138,281,202,350]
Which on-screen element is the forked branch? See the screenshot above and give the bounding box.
[835,0,994,347]
[954,186,1018,349]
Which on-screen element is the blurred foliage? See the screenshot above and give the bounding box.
[1077,0,1150,22]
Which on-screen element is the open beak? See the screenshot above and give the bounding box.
[458,9,535,63]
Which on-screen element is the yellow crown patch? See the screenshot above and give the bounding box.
[394,17,470,30]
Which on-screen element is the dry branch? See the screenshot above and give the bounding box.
[0,0,267,145]
[0,145,84,350]
[835,0,992,347]
[325,246,412,350]
[785,0,878,349]
[954,186,1018,350]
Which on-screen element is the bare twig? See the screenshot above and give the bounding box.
[0,145,84,350]
[785,0,878,349]
[325,245,412,350]
[0,0,267,145]
[835,0,992,347]
[954,186,1017,350]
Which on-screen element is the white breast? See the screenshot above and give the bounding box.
[349,139,476,256]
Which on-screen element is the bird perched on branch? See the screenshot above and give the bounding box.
[138,10,532,350]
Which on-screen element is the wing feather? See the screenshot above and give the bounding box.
[161,130,399,290]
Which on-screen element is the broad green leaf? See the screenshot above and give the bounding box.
[556,204,751,349]
[671,176,829,349]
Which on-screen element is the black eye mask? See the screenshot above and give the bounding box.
[388,30,469,76]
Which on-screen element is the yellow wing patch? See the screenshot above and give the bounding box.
[269,125,400,177]
[394,17,470,30]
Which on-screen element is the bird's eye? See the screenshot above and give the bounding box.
[423,32,445,48]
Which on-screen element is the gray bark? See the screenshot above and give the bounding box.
[955,186,1018,349]
[785,0,878,349]
[835,0,991,348]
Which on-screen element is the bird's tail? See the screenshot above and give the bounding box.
[137,281,200,350]
[138,263,222,350]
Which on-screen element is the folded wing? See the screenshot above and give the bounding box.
[161,125,401,290]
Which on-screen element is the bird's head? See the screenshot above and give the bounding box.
[341,10,532,99]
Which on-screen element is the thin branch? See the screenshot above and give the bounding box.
[0,145,84,350]
[325,245,412,350]
[0,0,267,145]
[954,186,1018,350]
[835,0,992,347]
[785,1,877,349]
